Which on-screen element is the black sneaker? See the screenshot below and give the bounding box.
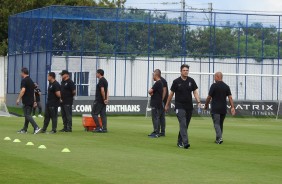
[59,129,67,132]
[65,129,72,132]
[184,144,191,149]
[159,132,165,137]
[215,138,223,144]
[148,132,159,138]
[34,128,42,134]
[93,128,103,133]
[102,129,108,133]
[177,142,184,148]
[17,129,27,134]
[48,130,57,134]
[40,130,46,133]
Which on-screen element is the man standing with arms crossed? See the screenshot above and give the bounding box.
[204,72,236,144]
[16,68,41,134]
[41,72,61,134]
[165,64,201,149]
[148,69,163,138]
[91,69,109,133]
[59,70,76,132]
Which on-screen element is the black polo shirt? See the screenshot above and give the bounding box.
[171,76,198,111]
[209,81,231,114]
[150,80,163,109]
[34,88,41,102]
[47,80,61,107]
[95,77,108,104]
[61,78,76,105]
[161,77,169,105]
[21,76,35,106]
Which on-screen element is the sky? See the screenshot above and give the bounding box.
[125,0,282,14]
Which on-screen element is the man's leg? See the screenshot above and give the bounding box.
[151,108,159,133]
[220,114,226,136]
[184,110,193,145]
[159,108,166,135]
[24,105,39,130]
[50,106,58,132]
[91,102,102,129]
[37,102,42,115]
[212,114,222,142]
[42,106,51,131]
[176,109,189,146]
[22,106,29,131]
[60,105,68,131]
[63,105,73,131]
[100,105,107,131]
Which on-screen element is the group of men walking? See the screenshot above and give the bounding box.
[16,64,235,149]
[149,64,236,149]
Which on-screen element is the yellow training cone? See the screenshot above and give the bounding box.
[4,137,11,141]
[61,148,71,153]
[26,142,34,146]
[13,139,21,143]
[38,145,46,149]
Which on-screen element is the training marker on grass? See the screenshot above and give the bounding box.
[61,148,71,153]
[38,145,46,149]
[26,142,34,146]
[4,137,11,141]
[13,139,21,143]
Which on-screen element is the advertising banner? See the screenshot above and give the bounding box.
[66,98,280,117]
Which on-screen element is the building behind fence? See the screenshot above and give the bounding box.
[7,6,282,107]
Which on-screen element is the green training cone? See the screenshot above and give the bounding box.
[26,142,34,146]
[4,137,11,141]
[38,145,46,149]
[61,148,71,153]
[13,139,21,143]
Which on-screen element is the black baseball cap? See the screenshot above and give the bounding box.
[59,70,69,76]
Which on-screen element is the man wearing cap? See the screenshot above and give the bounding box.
[165,64,201,149]
[59,70,76,132]
[91,69,109,133]
[41,72,61,134]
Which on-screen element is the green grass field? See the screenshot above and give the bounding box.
[0,115,281,184]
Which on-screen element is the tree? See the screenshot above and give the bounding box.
[0,0,126,55]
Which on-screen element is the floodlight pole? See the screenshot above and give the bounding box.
[181,0,186,21]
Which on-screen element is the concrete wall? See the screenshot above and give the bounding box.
[0,56,7,102]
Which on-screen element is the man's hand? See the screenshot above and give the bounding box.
[231,107,236,116]
[197,102,201,108]
[204,104,208,110]
[165,104,169,112]
[33,102,37,108]
[16,99,20,106]
[104,99,109,105]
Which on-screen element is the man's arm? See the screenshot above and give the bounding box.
[16,88,26,105]
[72,90,76,96]
[228,95,236,115]
[162,87,167,101]
[193,89,201,108]
[55,91,61,98]
[204,96,212,110]
[148,88,153,96]
[100,87,106,101]
[165,91,174,112]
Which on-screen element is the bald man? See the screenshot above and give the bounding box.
[204,72,235,144]
[148,69,163,138]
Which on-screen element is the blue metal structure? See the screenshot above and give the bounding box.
[7,6,282,100]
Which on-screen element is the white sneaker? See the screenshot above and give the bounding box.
[32,115,36,118]
[38,114,43,118]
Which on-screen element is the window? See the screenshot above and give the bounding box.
[72,72,90,96]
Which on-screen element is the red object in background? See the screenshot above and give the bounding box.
[82,114,102,131]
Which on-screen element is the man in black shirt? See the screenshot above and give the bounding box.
[91,69,109,133]
[16,68,41,134]
[148,69,163,138]
[32,83,43,118]
[59,70,76,132]
[159,74,168,136]
[165,64,201,149]
[41,72,61,134]
[204,72,236,144]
